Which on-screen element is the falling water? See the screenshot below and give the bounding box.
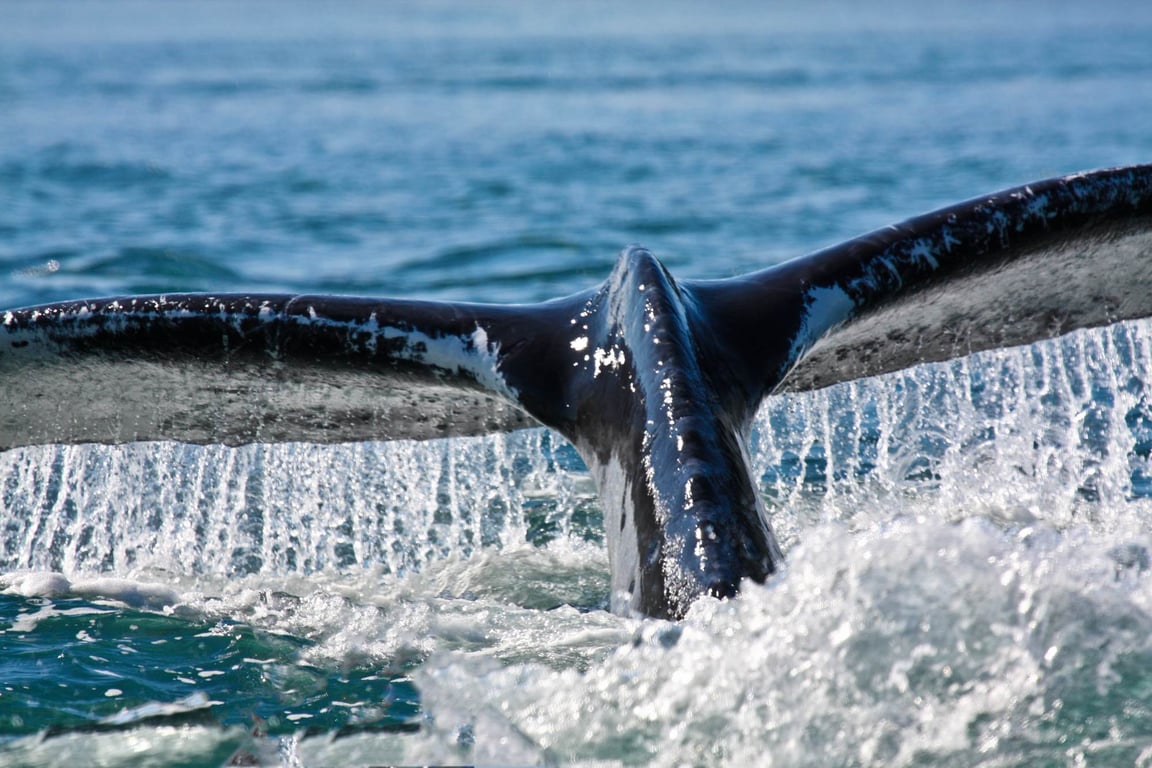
[0,429,599,580]
[6,320,1152,582]
[753,320,1152,549]
[5,323,1152,764]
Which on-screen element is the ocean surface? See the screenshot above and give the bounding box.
[3,1,1152,765]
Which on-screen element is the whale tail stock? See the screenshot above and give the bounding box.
[2,165,1151,617]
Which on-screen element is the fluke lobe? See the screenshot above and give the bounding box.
[3,165,1152,618]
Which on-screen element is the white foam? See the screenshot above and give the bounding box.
[1,570,180,608]
[2,571,71,598]
[413,516,1152,764]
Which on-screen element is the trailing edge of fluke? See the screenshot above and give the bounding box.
[2,165,1152,617]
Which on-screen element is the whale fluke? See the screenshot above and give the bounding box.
[0,293,577,447]
[3,165,1152,617]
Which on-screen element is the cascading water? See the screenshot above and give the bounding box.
[5,321,1152,765]
[0,430,598,581]
[754,319,1152,546]
[6,319,1149,581]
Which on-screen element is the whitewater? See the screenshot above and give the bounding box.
[6,320,1152,764]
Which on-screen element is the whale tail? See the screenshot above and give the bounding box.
[3,165,1152,617]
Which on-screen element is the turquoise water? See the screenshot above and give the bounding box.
[3,1,1152,765]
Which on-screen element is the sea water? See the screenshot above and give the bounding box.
[2,1,1152,765]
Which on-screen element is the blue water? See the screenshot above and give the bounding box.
[3,1,1152,765]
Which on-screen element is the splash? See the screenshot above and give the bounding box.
[5,320,1152,764]
[406,319,1152,766]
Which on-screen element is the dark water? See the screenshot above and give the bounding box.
[3,1,1152,765]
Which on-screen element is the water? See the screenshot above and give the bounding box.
[2,1,1152,764]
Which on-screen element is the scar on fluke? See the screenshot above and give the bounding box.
[3,165,1152,618]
